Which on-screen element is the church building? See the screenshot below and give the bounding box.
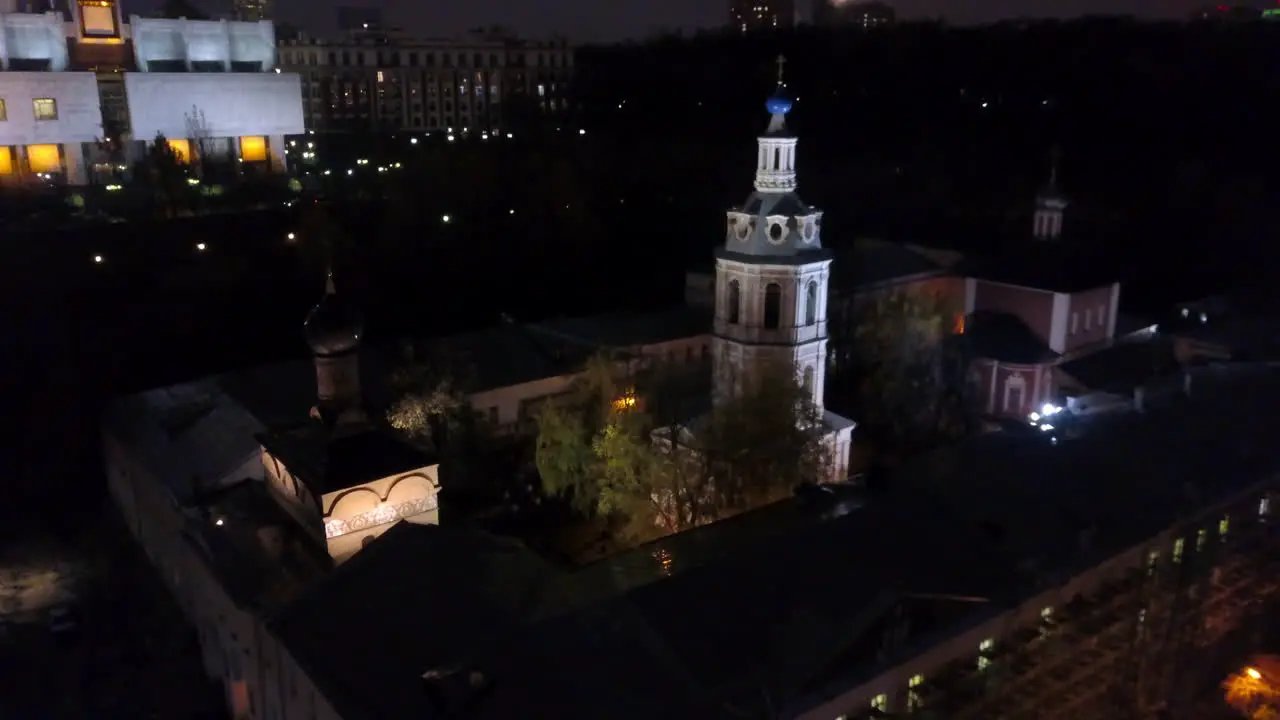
[668,58,855,481]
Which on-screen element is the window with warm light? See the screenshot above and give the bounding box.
[1172,537,1184,563]
[0,147,12,176]
[1197,527,1208,551]
[953,311,966,334]
[79,0,120,37]
[239,136,267,163]
[0,99,7,121]
[1219,515,1230,539]
[26,144,61,173]
[32,98,57,121]
[870,694,887,711]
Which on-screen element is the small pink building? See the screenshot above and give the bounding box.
[962,253,1121,419]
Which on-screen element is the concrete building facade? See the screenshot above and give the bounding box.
[0,0,303,185]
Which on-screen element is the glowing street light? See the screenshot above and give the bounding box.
[196,242,207,251]
[92,254,104,264]
[287,232,296,241]
[410,137,418,145]
[441,215,451,224]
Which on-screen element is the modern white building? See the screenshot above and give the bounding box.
[0,0,303,185]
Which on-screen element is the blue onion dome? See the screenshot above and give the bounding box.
[765,93,793,116]
[304,273,363,357]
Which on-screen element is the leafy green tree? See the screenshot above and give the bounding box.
[698,356,832,512]
[386,342,488,458]
[138,133,189,217]
[535,352,829,542]
[833,287,971,452]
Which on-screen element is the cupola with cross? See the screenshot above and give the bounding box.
[1033,146,1068,241]
[712,55,837,412]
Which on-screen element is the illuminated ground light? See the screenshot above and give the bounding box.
[506,132,513,139]
[509,209,515,215]
[410,137,418,144]
[287,232,296,242]
[196,242,207,251]
[579,129,586,135]
[441,215,451,223]
[92,254,104,264]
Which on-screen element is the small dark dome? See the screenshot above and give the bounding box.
[304,276,363,357]
[765,94,793,116]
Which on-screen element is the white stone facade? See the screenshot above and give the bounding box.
[712,256,832,409]
[0,2,302,185]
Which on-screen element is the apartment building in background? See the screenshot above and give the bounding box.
[0,0,303,186]
[277,27,573,134]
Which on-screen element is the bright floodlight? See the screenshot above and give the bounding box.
[196,242,206,251]
[442,215,451,223]
[93,254,103,264]
[411,137,418,144]
[1248,668,1263,680]
[287,232,296,240]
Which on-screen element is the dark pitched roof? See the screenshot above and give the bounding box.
[793,364,1280,713]
[183,479,332,612]
[257,425,436,497]
[966,310,1058,364]
[1057,337,1178,393]
[273,366,1280,720]
[272,522,568,720]
[967,244,1118,293]
[831,241,945,291]
[619,498,999,710]
[530,307,711,350]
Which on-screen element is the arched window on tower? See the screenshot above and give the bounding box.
[803,366,814,395]
[773,147,780,170]
[805,280,818,325]
[727,280,741,324]
[764,282,781,329]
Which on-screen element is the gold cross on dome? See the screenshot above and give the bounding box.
[775,54,787,85]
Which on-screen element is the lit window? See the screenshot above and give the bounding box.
[1219,515,1230,539]
[979,638,994,652]
[376,70,384,82]
[870,694,887,711]
[26,144,61,173]
[0,99,6,121]
[1041,606,1053,621]
[1172,537,1184,563]
[1260,496,1271,519]
[0,147,11,176]
[1146,550,1159,575]
[239,135,267,163]
[907,674,925,711]
[953,312,966,334]
[32,98,57,121]
[1196,528,1208,551]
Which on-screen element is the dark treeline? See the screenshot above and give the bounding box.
[572,19,1280,308]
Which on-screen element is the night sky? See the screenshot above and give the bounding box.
[129,0,1216,42]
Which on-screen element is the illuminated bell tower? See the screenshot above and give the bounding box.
[713,55,832,410]
[1033,147,1067,241]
